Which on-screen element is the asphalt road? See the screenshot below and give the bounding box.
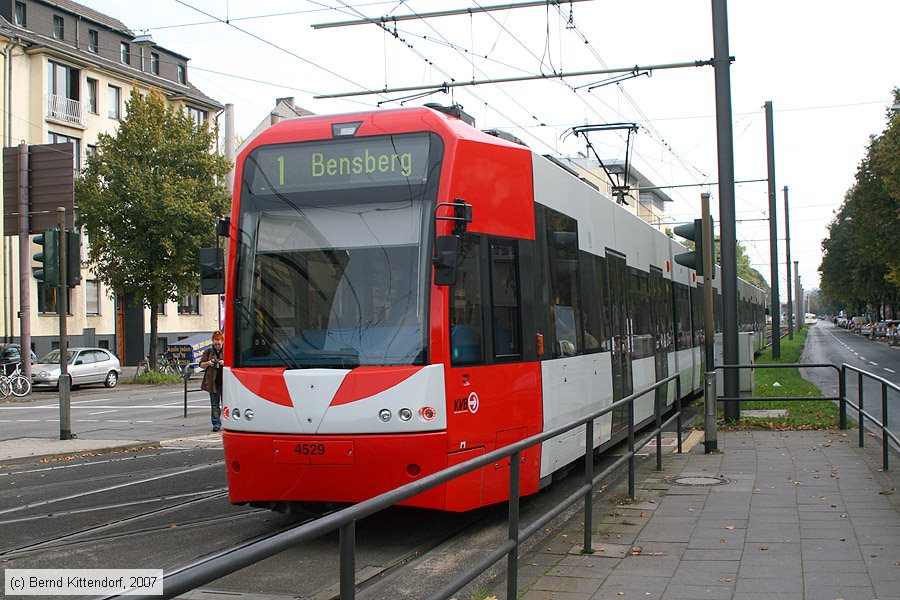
[0,379,212,442]
[801,320,900,431]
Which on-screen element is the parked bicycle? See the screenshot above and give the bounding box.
[0,362,31,397]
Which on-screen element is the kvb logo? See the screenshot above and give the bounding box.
[467,392,479,414]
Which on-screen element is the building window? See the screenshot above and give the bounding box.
[177,64,186,84]
[151,53,160,75]
[157,302,167,315]
[47,61,79,100]
[107,85,121,119]
[98,339,110,350]
[120,42,130,65]
[86,279,100,315]
[177,288,200,315]
[14,1,25,26]
[53,15,64,40]
[37,282,72,315]
[185,107,206,127]
[86,78,98,113]
[88,29,98,52]
[48,132,81,172]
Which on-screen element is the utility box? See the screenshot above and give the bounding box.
[713,332,755,396]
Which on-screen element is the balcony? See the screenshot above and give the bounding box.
[45,94,85,127]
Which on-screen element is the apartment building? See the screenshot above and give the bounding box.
[0,0,224,363]
[562,157,673,231]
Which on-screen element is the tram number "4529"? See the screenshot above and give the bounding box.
[295,443,326,456]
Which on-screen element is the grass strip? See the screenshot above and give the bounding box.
[723,326,840,430]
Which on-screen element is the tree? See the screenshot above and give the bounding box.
[819,89,900,318]
[76,88,231,366]
[680,236,770,294]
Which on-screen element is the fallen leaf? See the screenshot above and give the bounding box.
[630,546,643,555]
[719,578,733,583]
[725,525,735,530]
[759,546,769,551]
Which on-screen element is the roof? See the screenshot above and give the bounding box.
[0,21,222,111]
[41,0,132,35]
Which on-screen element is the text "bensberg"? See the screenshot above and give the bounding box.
[311,150,413,178]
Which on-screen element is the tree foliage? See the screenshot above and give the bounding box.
[681,236,770,294]
[819,89,900,316]
[75,88,231,364]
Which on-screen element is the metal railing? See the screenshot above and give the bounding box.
[713,362,897,471]
[45,93,85,126]
[107,374,683,600]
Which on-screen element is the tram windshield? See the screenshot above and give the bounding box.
[234,132,443,369]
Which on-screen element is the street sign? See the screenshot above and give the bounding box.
[3,142,76,235]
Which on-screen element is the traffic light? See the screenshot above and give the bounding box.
[66,229,81,288]
[33,229,59,286]
[673,218,715,277]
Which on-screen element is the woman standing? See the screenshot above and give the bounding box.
[200,331,225,432]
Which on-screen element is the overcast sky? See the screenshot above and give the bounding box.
[86,0,899,293]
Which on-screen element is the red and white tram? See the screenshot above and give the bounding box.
[218,105,766,512]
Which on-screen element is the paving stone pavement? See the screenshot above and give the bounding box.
[487,429,899,600]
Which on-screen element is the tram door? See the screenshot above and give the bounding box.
[606,252,632,435]
[649,267,670,406]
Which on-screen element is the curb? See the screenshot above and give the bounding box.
[0,440,163,468]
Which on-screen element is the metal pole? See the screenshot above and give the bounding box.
[784,186,793,339]
[796,279,801,330]
[655,385,663,471]
[765,101,781,358]
[583,420,593,554]
[858,371,864,448]
[711,0,740,421]
[839,366,847,430]
[507,450,521,600]
[58,207,71,440]
[675,376,683,453]
[701,193,715,371]
[704,371,718,452]
[339,521,356,600]
[881,383,888,471]
[17,143,31,381]
[627,399,635,498]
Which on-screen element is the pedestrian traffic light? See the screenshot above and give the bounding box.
[66,229,81,288]
[673,218,715,277]
[33,229,59,286]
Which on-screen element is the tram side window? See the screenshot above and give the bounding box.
[579,254,606,353]
[545,208,581,358]
[450,235,484,365]
[490,240,522,358]
[628,270,653,359]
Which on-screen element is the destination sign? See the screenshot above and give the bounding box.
[247,133,433,194]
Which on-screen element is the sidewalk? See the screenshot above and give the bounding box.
[496,429,899,600]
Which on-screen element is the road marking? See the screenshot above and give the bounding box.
[886,368,896,374]
[89,409,118,415]
[76,419,99,422]
[70,398,114,404]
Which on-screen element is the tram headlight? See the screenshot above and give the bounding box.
[244,409,254,421]
[233,408,241,420]
[223,407,230,420]
[398,408,412,421]
[378,409,392,422]
[420,406,436,421]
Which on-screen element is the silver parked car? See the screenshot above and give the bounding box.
[32,347,122,389]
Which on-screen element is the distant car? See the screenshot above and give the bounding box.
[31,347,122,389]
[859,323,874,337]
[0,343,37,370]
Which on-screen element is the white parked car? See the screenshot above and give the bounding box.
[32,347,122,389]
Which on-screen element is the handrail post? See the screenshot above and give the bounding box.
[627,397,635,499]
[858,371,865,448]
[704,371,718,453]
[583,420,594,554]
[839,365,847,430]
[339,520,356,600]
[183,367,189,419]
[676,375,683,454]
[655,382,662,471]
[881,383,889,471]
[507,450,521,600]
